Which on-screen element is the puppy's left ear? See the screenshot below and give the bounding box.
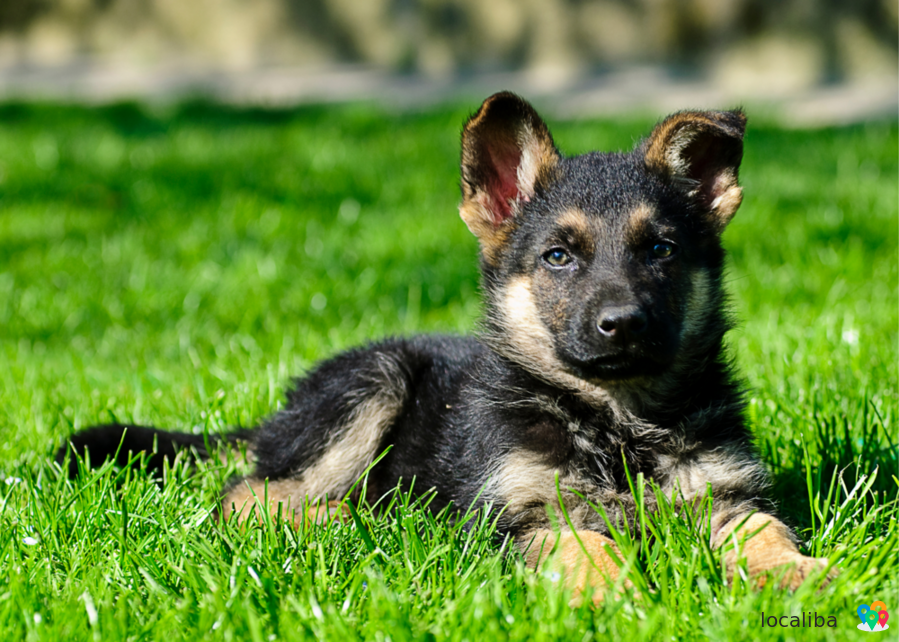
[642,110,746,232]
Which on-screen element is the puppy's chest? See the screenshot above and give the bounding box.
[520,408,667,485]
[482,409,672,531]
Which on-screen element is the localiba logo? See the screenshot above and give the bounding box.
[857,601,889,633]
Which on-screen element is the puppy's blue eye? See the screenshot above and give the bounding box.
[544,249,572,267]
[652,242,676,259]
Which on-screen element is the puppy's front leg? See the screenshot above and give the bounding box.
[523,529,628,605]
[713,512,829,589]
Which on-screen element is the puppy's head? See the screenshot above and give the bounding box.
[460,92,745,391]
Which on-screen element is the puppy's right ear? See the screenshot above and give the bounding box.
[460,92,560,261]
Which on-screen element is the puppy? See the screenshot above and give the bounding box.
[59,92,829,603]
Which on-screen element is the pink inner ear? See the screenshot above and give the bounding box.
[681,133,739,208]
[708,172,731,201]
[485,143,522,226]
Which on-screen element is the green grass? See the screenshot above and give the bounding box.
[0,100,896,641]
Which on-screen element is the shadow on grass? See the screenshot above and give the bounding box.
[766,400,897,533]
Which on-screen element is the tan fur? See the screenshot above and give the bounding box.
[496,276,618,409]
[485,450,559,515]
[713,513,829,589]
[222,478,350,527]
[523,529,626,606]
[708,178,743,229]
[660,442,766,500]
[459,198,512,264]
[494,277,651,417]
[555,208,595,247]
[624,203,656,241]
[516,123,559,201]
[297,392,402,499]
[484,450,584,531]
[221,389,402,526]
[484,449,615,534]
[643,112,721,176]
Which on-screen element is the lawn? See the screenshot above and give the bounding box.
[0,100,896,641]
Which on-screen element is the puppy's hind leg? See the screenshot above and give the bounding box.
[222,477,351,528]
[225,343,415,527]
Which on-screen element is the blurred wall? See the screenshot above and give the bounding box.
[0,0,895,89]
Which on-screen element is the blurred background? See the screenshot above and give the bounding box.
[0,0,895,122]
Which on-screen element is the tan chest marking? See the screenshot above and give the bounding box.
[658,443,766,501]
[485,450,603,531]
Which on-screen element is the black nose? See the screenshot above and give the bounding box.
[597,306,648,341]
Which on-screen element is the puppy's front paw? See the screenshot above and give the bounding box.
[753,554,832,591]
[567,575,636,608]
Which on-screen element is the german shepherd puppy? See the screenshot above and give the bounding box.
[58,92,829,603]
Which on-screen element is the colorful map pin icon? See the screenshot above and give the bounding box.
[858,604,870,624]
[867,610,879,630]
[878,610,889,628]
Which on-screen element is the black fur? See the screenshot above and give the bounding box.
[56,424,251,478]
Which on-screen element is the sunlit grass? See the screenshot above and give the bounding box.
[0,101,896,641]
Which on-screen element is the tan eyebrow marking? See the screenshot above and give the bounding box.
[625,203,656,243]
[555,208,595,249]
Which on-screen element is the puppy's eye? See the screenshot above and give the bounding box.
[543,248,572,267]
[651,242,676,259]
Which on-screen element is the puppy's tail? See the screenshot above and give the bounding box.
[55,424,253,479]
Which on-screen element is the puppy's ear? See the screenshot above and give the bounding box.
[460,92,560,260]
[643,110,746,232]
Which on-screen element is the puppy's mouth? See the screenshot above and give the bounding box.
[564,352,670,382]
